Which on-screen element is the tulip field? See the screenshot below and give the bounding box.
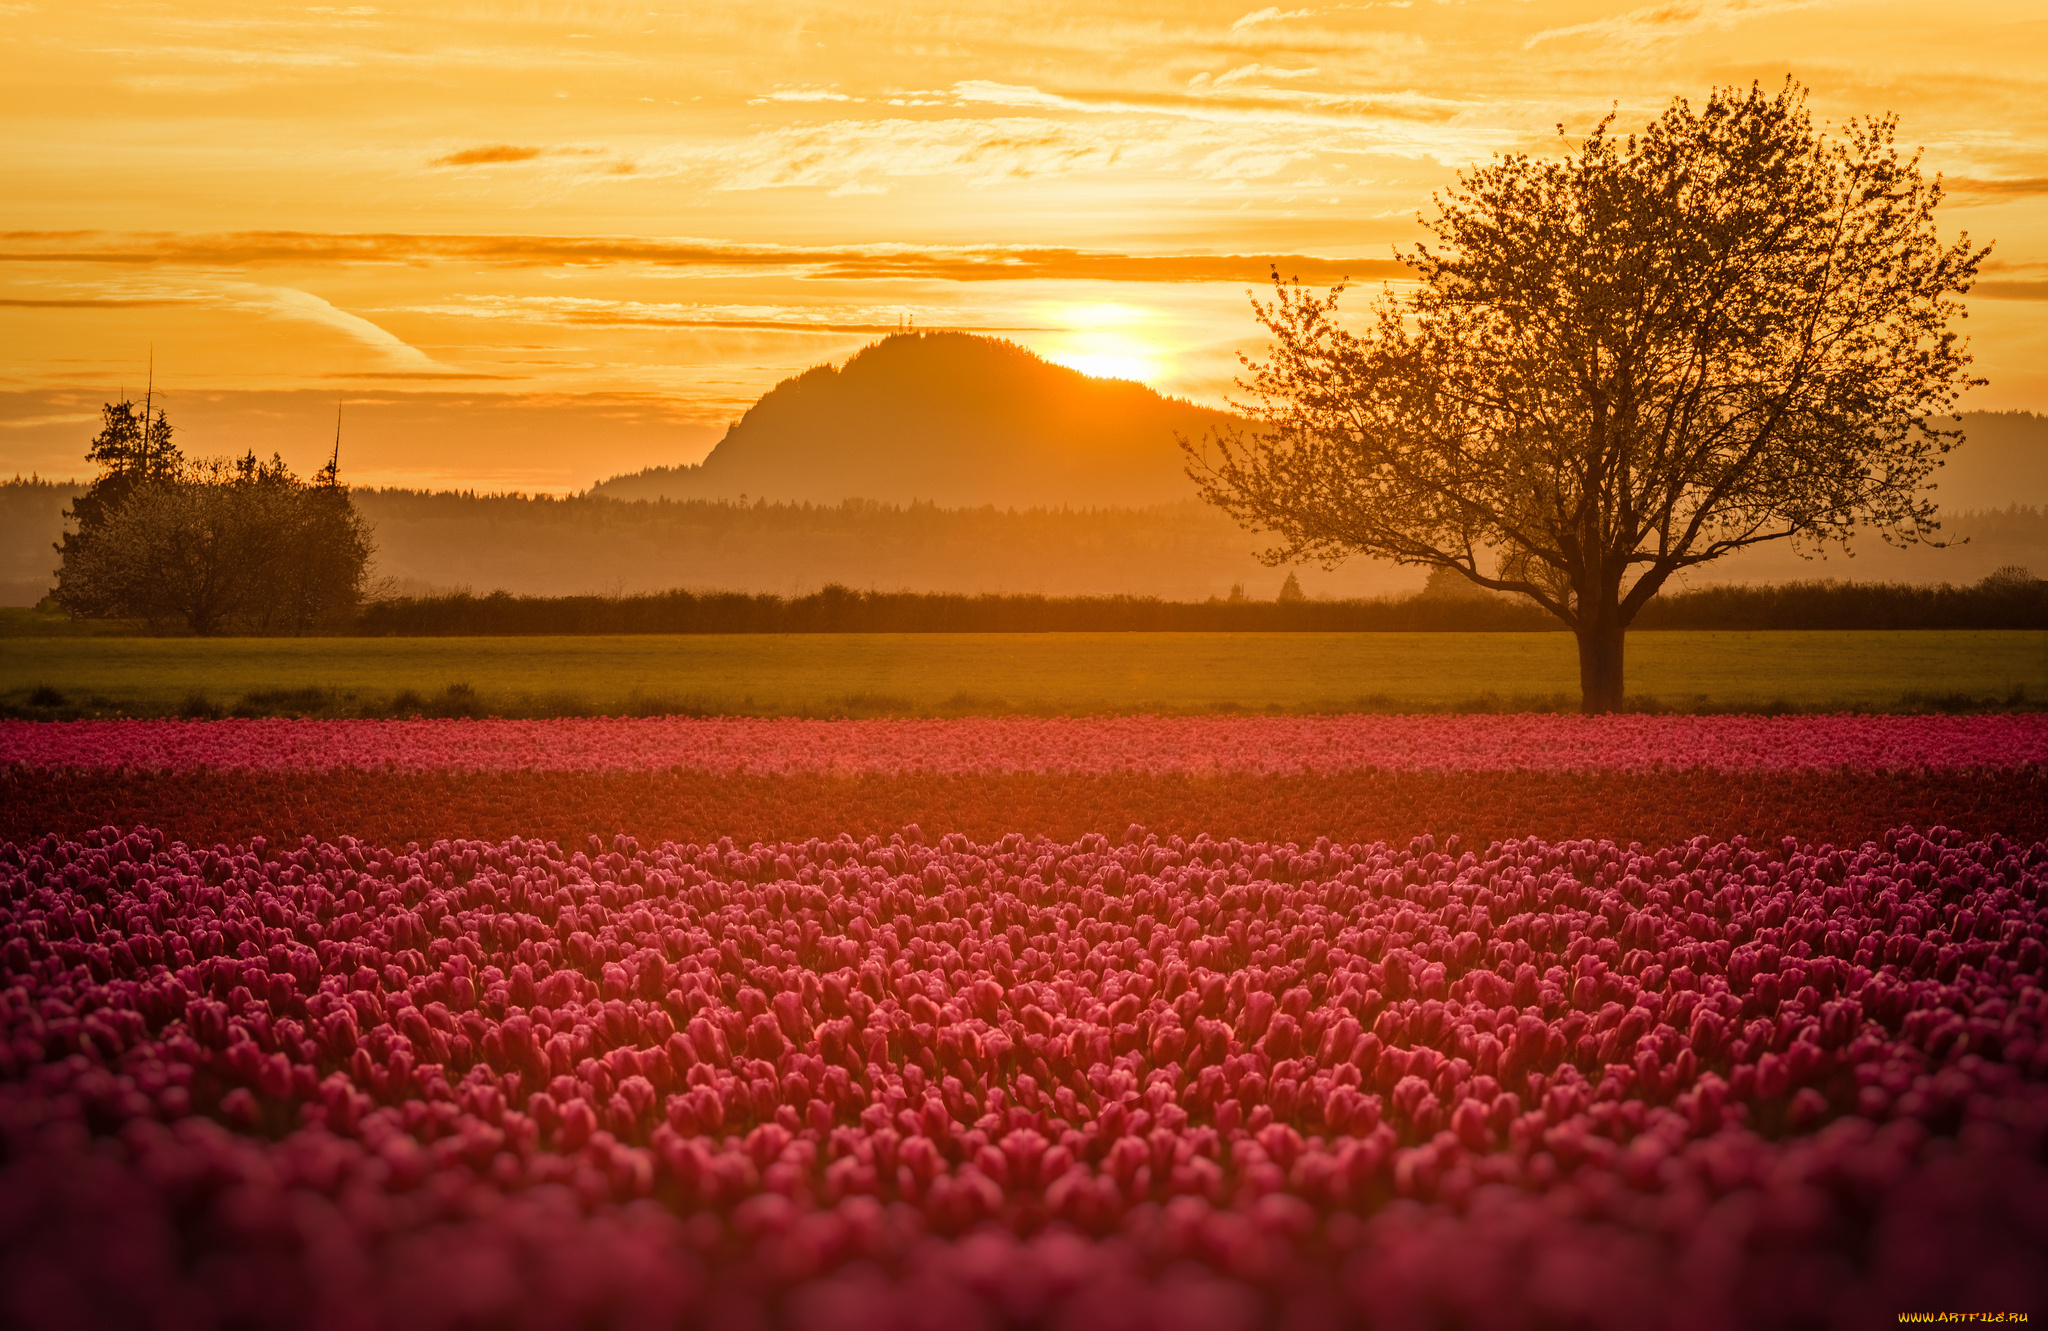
[3,715,2046,1329]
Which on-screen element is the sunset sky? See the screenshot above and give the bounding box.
[4,1,2045,493]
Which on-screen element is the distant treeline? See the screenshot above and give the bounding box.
[354,574,2046,636]
[357,585,1547,634]
[9,478,2048,606]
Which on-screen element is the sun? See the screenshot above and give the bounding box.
[1037,303,1165,385]
[1048,340,1162,384]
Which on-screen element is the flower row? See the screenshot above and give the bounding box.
[4,820,2045,1327]
[7,766,2045,859]
[6,713,2045,774]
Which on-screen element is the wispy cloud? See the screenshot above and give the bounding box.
[1525,0,1829,48]
[401,295,1046,334]
[702,115,1142,189]
[421,112,1332,195]
[755,87,858,103]
[95,42,360,68]
[322,370,518,379]
[1231,7,1317,33]
[0,297,199,308]
[1970,280,2048,301]
[426,144,626,172]
[944,79,1474,135]
[1201,63,1322,88]
[430,145,545,167]
[222,284,440,369]
[0,412,99,430]
[1946,176,2048,199]
[0,230,1406,285]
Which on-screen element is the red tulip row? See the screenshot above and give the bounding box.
[7,764,2047,853]
[8,714,2045,773]
[4,816,2046,1328]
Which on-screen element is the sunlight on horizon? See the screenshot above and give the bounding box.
[1037,302,1168,386]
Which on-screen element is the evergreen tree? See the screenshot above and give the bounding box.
[57,399,183,574]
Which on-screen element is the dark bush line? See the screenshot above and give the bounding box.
[350,575,2047,636]
[356,585,1554,634]
[1631,576,2047,630]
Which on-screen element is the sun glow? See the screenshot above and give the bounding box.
[1038,302,1165,385]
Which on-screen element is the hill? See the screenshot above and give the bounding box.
[588,331,1237,507]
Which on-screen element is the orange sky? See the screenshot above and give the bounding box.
[4,1,2045,493]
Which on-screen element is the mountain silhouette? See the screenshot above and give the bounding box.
[590,332,1238,507]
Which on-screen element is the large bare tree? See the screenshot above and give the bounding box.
[1185,81,1987,711]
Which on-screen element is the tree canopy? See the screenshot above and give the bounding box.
[1186,80,1987,711]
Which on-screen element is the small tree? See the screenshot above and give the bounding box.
[56,409,375,634]
[1186,81,1987,711]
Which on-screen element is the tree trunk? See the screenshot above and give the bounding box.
[1575,618,1626,714]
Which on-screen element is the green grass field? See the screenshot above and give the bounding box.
[2,630,2041,718]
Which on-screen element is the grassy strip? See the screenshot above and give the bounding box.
[7,766,2043,851]
[3,630,2043,717]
